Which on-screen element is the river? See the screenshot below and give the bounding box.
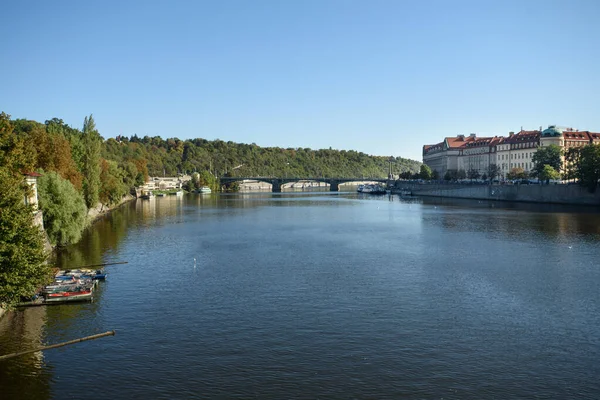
[1,191,600,399]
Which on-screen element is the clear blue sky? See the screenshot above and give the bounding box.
[2,0,599,161]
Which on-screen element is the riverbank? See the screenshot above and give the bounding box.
[0,194,137,321]
[86,194,136,223]
[391,182,600,206]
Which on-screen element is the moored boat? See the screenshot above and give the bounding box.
[361,184,387,194]
[44,288,93,303]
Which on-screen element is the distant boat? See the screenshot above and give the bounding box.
[361,184,386,194]
[140,191,154,199]
[357,184,365,193]
[197,186,212,194]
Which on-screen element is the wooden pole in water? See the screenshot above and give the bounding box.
[0,330,116,361]
[73,261,128,269]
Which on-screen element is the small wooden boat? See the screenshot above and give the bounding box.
[44,288,93,303]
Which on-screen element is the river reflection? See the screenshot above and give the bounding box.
[1,193,599,399]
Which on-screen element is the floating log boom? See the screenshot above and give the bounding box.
[0,330,116,361]
[73,261,128,269]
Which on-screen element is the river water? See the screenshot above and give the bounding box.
[1,191,600,399]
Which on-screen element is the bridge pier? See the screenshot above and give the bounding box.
[329,182,339,192]
[271,180,282,193]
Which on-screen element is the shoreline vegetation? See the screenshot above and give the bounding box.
[0,111,420,310]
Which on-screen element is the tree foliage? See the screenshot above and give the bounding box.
[105,136,421,180]
[37,171,88,246]
[467,168,480,181]
[576,145,600,192]
[532,145,562,177]
[0,115,49,307]
[487,163,500,181]
[507,167,527,181]
[82,115,102,208]
[538,165,560,183]
[419,164,432,180]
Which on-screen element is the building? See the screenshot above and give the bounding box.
[458,135,502,177]
[423,125,600,180]
[23,172,44,228]
[497,129,541,179]
[422,134,479,177]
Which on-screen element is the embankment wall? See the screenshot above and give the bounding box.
[392,183,600,206]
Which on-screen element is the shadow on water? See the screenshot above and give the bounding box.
[415,196,600,240]
[0,307,53,400]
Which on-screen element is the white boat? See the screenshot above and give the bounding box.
[357,184,365,193]
[361,184,386,194]
[198,186,212,194]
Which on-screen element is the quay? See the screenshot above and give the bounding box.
[390,182,600,206]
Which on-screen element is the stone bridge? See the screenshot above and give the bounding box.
[220,177,388,192]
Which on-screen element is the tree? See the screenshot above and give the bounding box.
[0,168,49,309]
[457,169,467,180]
[507,167,527,181]
[37,171,88,246]
[431,169,440,180]
[532,145,562,177]
[564,147,581,182]
[467,168,480,181]
[0,112,34,173]
[81,115,102,208]
[538,165,560,183]
[576,145,600,192]
[99,159,128,205]
[487,163,500,181]
[419,164,433,180]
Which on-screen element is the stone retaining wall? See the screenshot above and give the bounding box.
[392,183,600,206]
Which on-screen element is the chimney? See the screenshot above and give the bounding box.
[509,132,514,137]
[457,134,465,140]
[470,133,476,138]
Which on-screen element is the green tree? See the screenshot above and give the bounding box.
[99,159,128,205]
[0,167,49,308]
[37,171,88,246]
[81,115,102,208]
[563,147,581,182]
[507,167,527,181]
[419,164,433,180]
[457,169,467,180]
[576,145,600,192]
[532,145,562,177]
[538,165,560,183]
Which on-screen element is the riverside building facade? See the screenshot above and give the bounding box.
[423,125,600,180]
